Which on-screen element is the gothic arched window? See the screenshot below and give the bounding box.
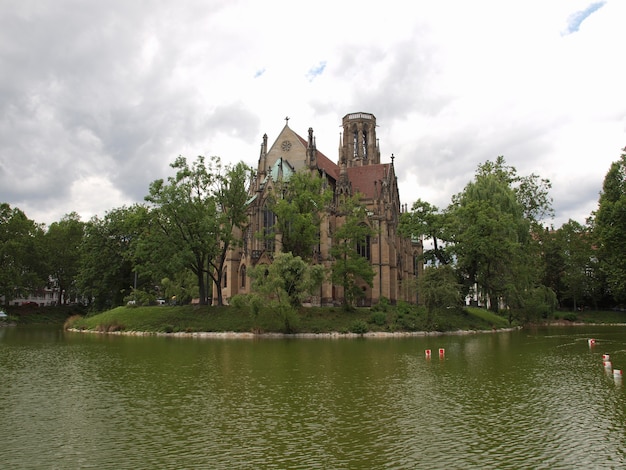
[240,265,247,288]
[262,204,275,252]
[357,232,371,261]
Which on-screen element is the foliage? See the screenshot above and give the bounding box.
[66,301,537,335]
[399,199,452,265]
[349,320,369,335]
[593,147,626,304]
[0,204,46,305]
[418,265,461,320]
[268,170,333,260]
[144,156,252,306]
[519,285,558,324]
[248,252,325,332]
[556,220,594,310]
[77,205,149,311]
[330,194,375,310]
[368,311,387,326]
[160,271,198,305]
[124,288,157,307]
[449,159,540,311]
[43,212,85,305]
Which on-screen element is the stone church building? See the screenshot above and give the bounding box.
[218,112,422,306]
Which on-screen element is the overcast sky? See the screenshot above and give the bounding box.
[1,0,624,228]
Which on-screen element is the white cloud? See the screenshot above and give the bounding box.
[0,0,624,227]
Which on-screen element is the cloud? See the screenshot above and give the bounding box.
[306,62,327,82]
[563,1,606,34]
[0,0,624,229]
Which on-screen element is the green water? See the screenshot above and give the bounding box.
[1,325,625,469]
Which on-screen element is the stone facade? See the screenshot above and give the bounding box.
[216,112,422,306]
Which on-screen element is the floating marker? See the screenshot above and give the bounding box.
[439,348,445,357]
[604,361,612,370]
[603,354,610,361]
[425,349,432,358]
[588,338,596,347]
[614,369,623,379]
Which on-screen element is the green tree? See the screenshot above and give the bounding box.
[330,195,375,310]
[209,161,253,305]
[43,212,85,304]
[0,204,45,305]
[450,170,532,311]
[268,170,333,260]
[248,252,325,332]
[78,205,149,310]
[593,147,626,304]
[538,227,566,305]
[475,156,553,225]
[557,219,594,310]
[145,156,250,306]
[418,264,461,321]
[399,199,451,265]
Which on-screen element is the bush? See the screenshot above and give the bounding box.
[371,297,390,313]
[563,313,578,322]
[63,314,83,330]
[350,320,369,335]
[368,311,387,326]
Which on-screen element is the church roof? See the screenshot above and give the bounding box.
[293,133,339,180]
[347,164,391,199]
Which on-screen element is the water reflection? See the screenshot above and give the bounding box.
[1,326,625,468]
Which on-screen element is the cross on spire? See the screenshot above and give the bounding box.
[285,116,290,125]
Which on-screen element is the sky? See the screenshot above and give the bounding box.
[1,0,624,228]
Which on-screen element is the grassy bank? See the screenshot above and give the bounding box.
[3,305,87,325]
[67,304,512,335]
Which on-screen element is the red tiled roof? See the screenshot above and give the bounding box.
[347,164,390,199]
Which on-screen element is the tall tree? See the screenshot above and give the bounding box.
[419,264,461,322]
[144,156,251,306]
[330,194,375,310]
[250,252,325,332]
[593,147,626,304]
[0,204,44,305]
[557,219,594,310]
[44,212,85,304]
[77,205,148,310]
[449,164,538,311]
[208,161,253,306]
[399,199,451,265]
[268,170,333,260]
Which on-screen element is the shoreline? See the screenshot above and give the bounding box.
[67,326,522,339]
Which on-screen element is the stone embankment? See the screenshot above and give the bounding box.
[68,327,521,339]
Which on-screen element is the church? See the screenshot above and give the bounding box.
[218,112,422,306]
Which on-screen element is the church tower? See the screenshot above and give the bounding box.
[339,112,380,167]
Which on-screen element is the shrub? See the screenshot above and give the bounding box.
[63,314,83,330]
[371,297,390,313]
[368,311,387,326]
[563,313,578,322]
[350,320,368,335]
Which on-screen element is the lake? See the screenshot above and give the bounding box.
[1,325,625,469]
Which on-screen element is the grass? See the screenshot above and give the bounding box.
[65,303,518,335]
[5,305,87,325]
[12,303,626,335]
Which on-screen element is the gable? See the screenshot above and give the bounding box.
[266,125,307,172]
